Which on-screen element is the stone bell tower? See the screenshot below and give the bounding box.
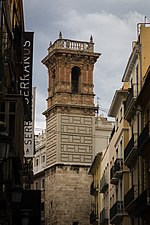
[42,32,100,225]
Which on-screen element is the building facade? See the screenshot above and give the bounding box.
[42,33,102,225]
[89,152,102,225]
[33,130,47,225]
[88,24,150,225]
[0,1,25,224]
[0,1,41,225]
[107,88,130,225]
[123,24,150,225]
[95,116,113,156]
[34,22,150,225]
[90,23,150,225]
[92,88,130,225]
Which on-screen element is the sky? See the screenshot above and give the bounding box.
[23,0,150,133]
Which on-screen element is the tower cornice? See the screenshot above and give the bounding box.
[42,38,101,67]
[43,103,98,117]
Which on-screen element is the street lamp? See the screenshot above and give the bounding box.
[21,210,30,225]
[11,185,22,204]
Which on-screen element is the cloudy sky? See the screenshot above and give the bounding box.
[23,0,150,132]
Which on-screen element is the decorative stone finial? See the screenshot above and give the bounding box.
[90,35,93,43]
[59,31,62,39]
[49,41,52,46]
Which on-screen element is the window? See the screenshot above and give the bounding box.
[52,69,56,78]
[116,148,118,158]
[41,178,45,190]
[136,65,138,95]
[120,107,122,122]
[35,158,39,166]
[73,222,79,225]
[42,155,45,163]
[116,188,118,201]
[35,181,38,190]
[120,181,123,200]
[71,66,80,93]
[120,140,122,158]
[146,108,149,124]
[10,102,16,112]
[116,117,118,130]
[0,101,16,140]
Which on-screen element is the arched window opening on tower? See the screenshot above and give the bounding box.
[71,66,80,93]
[52,68,55,78]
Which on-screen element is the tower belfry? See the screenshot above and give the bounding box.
[42,33,100,225]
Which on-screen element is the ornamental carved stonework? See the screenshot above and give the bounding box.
[42,36,100,225]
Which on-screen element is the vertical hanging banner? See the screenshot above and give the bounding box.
[19,32,35,157]
[20,32,34,121]
[24,87,36,157]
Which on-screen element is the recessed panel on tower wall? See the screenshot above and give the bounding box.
[46,114,58,166]
[59,114,95,164]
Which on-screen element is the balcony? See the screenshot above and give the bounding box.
[90,181,98,196]
[100,208,108,225]
[124,185,138,213]
[110,158,123,185]
[110,201,123,224]
[110,166,118,184]
[124,136,138,167]
[135,188,150,222]
[48,37,94,54]
[138,121,150,158]
[90,210,98,224]
[100,174,108,193]
[136,69,150,108]
[124,87,136,121]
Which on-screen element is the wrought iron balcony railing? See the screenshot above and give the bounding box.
[110,166,118,185]
[124,136,138,167]
[110,201,123,224]
[100,174,108,193]
[90,181,98,195]
[135,188,150,218]
[90,210,98,224]
[138,121,150,158]
[124,185,138,213]
[100,208,108,225]
[124,87,136,121]
[110,158,123,185]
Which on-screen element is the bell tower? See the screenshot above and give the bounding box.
[42,32,100,225]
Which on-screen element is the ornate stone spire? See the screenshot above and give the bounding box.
[49,41,52,47]
[90,35,93,43]
[59,31,62,39]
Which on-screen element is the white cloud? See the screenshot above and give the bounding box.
[23,0,149,129]
[51,10,143,111]
[34,90,46,130]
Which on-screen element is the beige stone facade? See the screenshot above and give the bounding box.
[92,23,150,225]
[122,24,150,225]
[33,131,47,225]
[89,153,102,225]
[95,117,114,156]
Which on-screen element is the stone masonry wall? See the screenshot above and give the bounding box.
[45,165,92,225]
